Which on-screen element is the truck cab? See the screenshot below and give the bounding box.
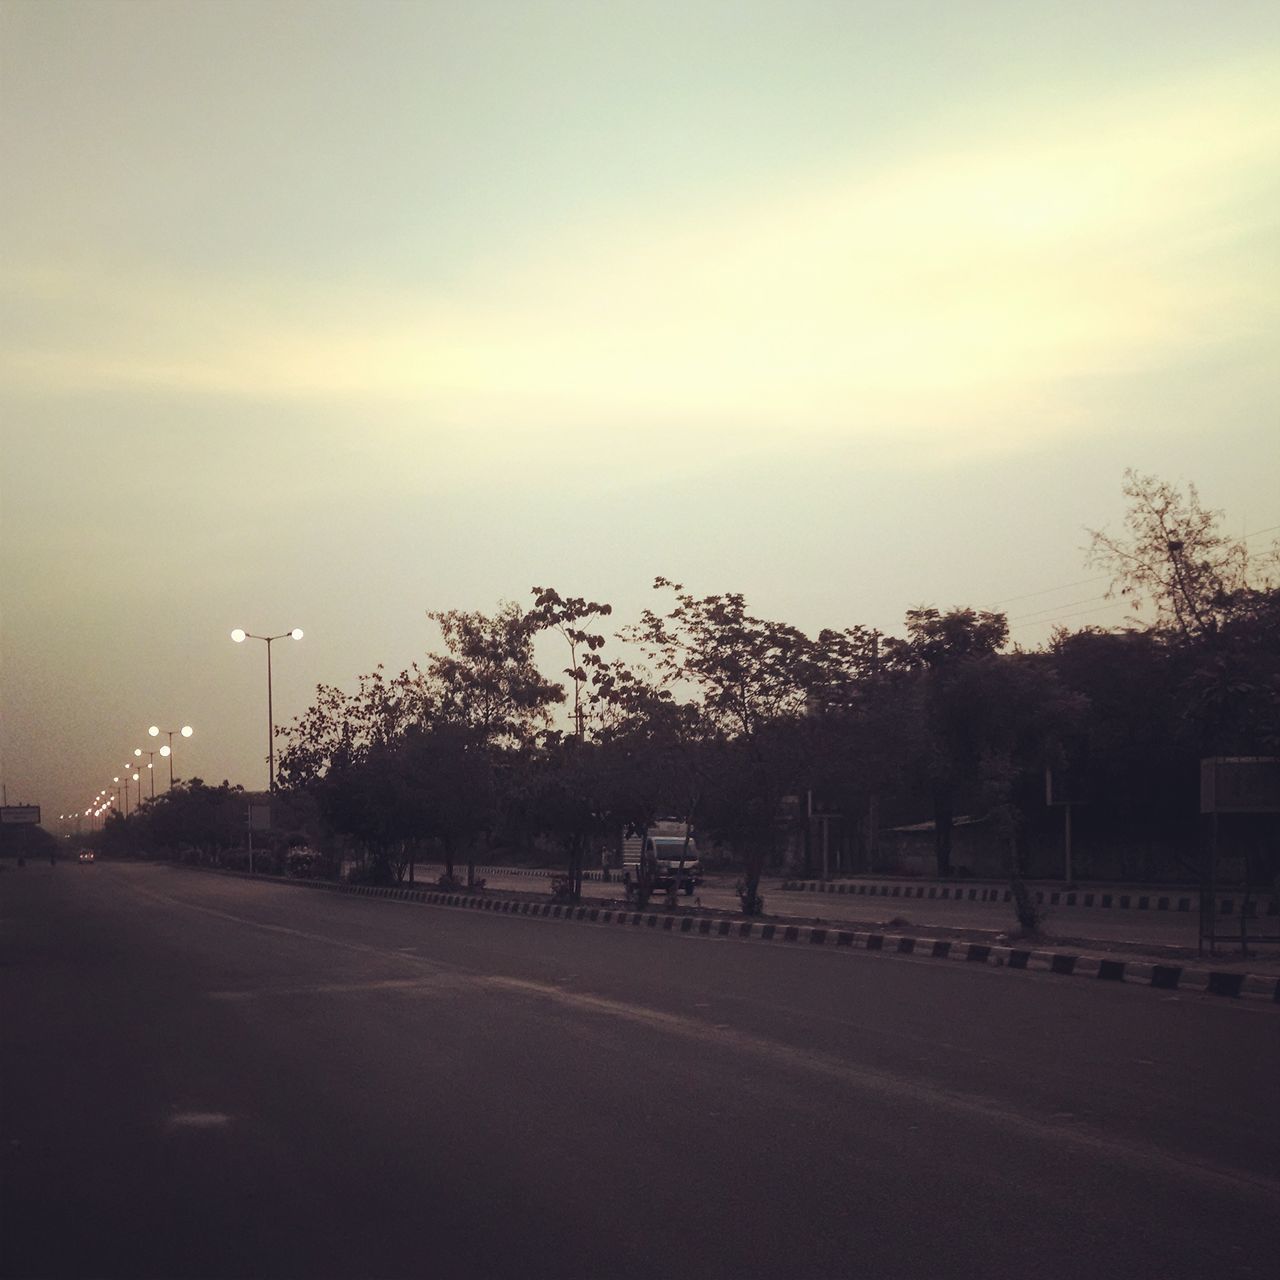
[623,821,701,895]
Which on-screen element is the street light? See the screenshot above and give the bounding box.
[148,724,193,788]
[231,627,303,792]
[134,747,159,800]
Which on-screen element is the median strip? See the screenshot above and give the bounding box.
[181,866,1280,1005]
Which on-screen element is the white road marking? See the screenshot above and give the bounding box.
[166,1112,231,1130]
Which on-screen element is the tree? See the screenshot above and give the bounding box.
[591,666,708,906]
[518,731,620,901]
[427,602,564,747]
[1181,585,1280,755]
[528,586,612,739]
[277,667,434,882]
[135,779,247,862]
[1086,471,1280,761]
[887,607,1011,876]
[396,721,495,885]
[627,579,817,913]
[1086,469,1251,644]
[805,626,915,873]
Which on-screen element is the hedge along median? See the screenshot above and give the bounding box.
[177,865,1280,1006]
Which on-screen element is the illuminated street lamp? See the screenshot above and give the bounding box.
[148,724,193,789]
[134,747,159,800]
[231,627,303,792]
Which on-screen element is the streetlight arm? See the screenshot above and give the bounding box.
[233,630,303,642]
[230,627,303,792]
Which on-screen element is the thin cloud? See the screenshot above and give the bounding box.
[3,57,1276,464]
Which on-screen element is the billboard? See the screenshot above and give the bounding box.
[1200,758,1280,814]
[0,806,41,825]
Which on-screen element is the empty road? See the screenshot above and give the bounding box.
[3,861,1277,1279]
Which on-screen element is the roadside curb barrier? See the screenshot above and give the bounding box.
[180,865,1280,1006]
[779,879,1280,917]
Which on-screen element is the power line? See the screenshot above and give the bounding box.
[1008,593,1111,623]
[987,520,1277,619]
[1009,600,1129,632]
[987,575,1110,607]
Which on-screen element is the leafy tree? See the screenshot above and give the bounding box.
[426,602,563,747]
[627,579,817,913]
[134,779,247,861]
[528,586,613,739]
[596,670,709,906]
[1085,471,1280,768]
[1184,585,1280,754]
[1086,469,1251,644]
[805,626,917,872]
[277,667,435,881]
[276,666,429,791]
[887,607,1011,875]
[517,732,621,900]
[395,721,494,885]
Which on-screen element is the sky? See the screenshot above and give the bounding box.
[2,0,1278,831]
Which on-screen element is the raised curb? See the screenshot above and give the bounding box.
[181,866,1280,1006]
[780,879,1280,917]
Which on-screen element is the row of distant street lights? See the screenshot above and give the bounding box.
[71,625,303,829]
[70,725,194,828]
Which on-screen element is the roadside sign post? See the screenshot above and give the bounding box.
[1199,758,1280,956]
[1045,769,1083,886]
[1,806,41,825]
[248,801,272,874]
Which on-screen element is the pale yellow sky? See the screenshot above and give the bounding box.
[2,1,1278,822]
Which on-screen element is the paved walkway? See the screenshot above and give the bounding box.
[407,864,1280,971]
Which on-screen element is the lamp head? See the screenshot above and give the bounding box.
[181,725,193,737]
[291,628,304,640]
[231,629,246,643]
[149,725,159,737]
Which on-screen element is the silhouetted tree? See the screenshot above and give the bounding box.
[628,579,817,913]
[887,607,1011,876]
[1086,469,1252,645]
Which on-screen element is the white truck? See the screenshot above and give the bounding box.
[622,819,702,895]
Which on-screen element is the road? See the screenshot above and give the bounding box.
[3,861,1278,1280]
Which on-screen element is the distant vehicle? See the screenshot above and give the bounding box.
[286,846,320,877]
[78,850,95,863]
[622,819,701,895]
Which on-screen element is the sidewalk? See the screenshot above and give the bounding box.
[410,863,1280,975]
[781,875,1280,918]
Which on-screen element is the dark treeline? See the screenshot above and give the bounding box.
[96,474,1279,906]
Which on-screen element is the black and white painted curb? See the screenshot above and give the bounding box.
[188,868,1280,1005]
[781,879,1280,918]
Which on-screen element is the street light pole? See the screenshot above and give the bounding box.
[148,724,193,788]
[231,628,303,793]
[134,748,159,800]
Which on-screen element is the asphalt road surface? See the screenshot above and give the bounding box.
[3,861,1278,1280]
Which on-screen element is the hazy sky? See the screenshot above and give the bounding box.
[2,0,1278,829]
